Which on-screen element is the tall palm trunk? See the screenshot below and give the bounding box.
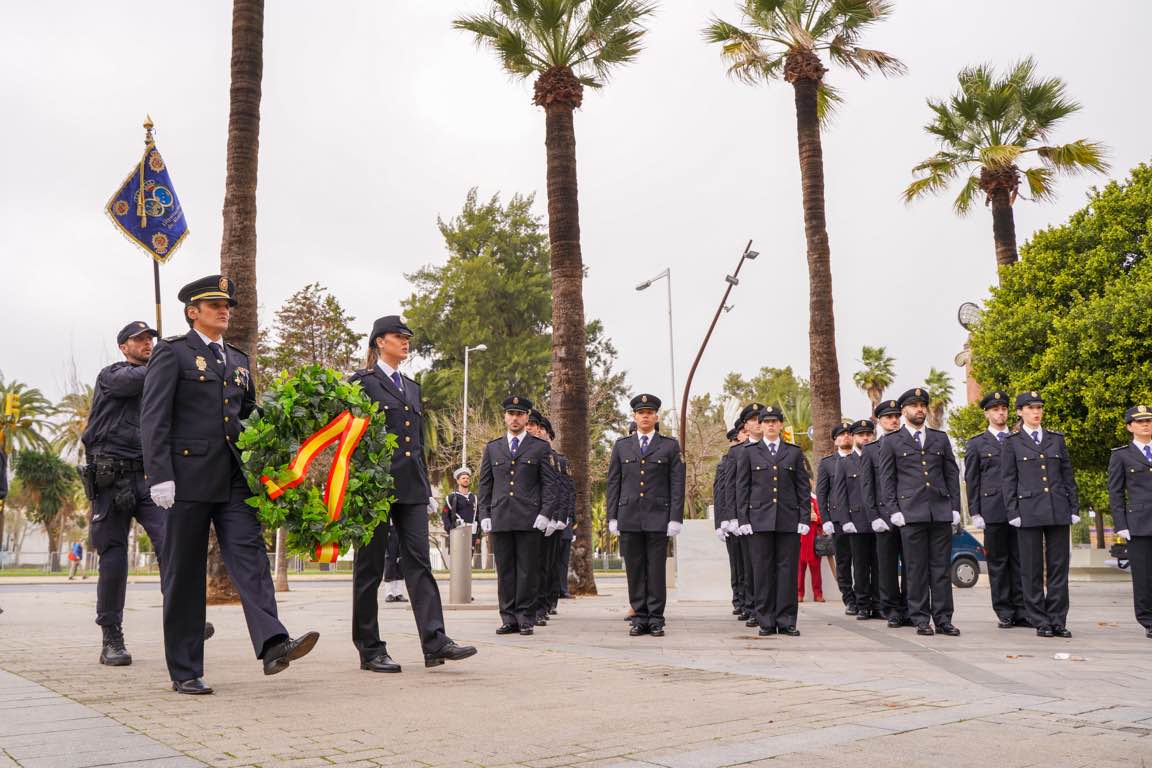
[211,0,265,604]
[788,54,842,460]
[989,188,1018,268]
[537,67,595,596]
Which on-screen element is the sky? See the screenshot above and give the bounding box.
[1,1,1149,426]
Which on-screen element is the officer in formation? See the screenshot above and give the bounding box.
[141,276,319,694]
[554,450,577,601]
[832,419,881,620]
[526,410,572,623]
[720,403,764,626]
[442,467,479,553]
[964,391,1027,628]
[1001,391,1078,638]
[81,320,215,667]
[1108,405,1152,638]
[734,405,811,636]
[861,399,910,627]
[873,388,961,636]
[816,423,856,615]
[606,394,685,636]
[478,396,559,635]
[713,424,745,616]
[350,315,477,672]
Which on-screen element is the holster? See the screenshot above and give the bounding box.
[77,464,97,502]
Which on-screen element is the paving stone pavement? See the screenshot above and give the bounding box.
[1,575,1150,767]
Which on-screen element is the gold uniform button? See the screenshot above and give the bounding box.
[921,461,927,466]
[926,482,931,487]
[405,436,411,443]
[640,470,645,475]
[509,492,515,497]
[510,481,515,486]
[404,451,411,457]
[640,481,645,487]
[641,460,646,464]
[182,449,189,456]
[640,492,645,497]
[199,375,206,382]
[1039,453,1046,459]
[1044,487,1050,492]
[405,421,411,427]
[224,416,230,422]
[1042,476,1048,481]
[404,406,410,411]
[224,398,229,404]
[226,435,232,442]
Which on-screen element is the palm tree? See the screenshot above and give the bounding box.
[455,0,656,596]
[923,368,954,430]
[0,377,55,550]
[903,58,1108,270]
[704,0,904,459]
[852,345,895,407]
[13,450,82,571]
[53,385,93,461]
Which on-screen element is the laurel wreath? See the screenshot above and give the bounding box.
[238,365,396,557]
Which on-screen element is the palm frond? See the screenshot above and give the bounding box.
[902,156,960,203]
[978,144,1023,169]
[1035,139,1110,174]
[1021,166,1056,202]
[816,81,843,124]
[952,174,982,215]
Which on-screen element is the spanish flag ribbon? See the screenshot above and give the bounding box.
[260,410,370,563]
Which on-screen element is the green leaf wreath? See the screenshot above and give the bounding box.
[238,364,396,557]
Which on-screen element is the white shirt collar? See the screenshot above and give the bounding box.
[763,437,781,451]
[988,426,1008,438]
[837,448,852,457]
[1024,426,1044,442]
[637,430,655,442]
[904,423,925,440]
[376,360,400,379]
[1134,438,1152,451]
[195,330,225,361]
[507,431,526,449]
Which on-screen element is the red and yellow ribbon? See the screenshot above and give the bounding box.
[260,410,370,563]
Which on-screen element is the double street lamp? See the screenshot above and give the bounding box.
[635,268,678,428]
[461,343,487,468]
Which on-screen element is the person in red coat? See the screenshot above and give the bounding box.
[798,491,824,602]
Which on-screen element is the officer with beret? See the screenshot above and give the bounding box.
[1108,405,1152,638]
[349,315,477,671]
[526,410,565,624]
[725,404,764,625]
[734,405,812,636]
[141,276,318,694]
[714,424,746,617]
[817,423,856,614]
[478,396,560,635]
[607,394,685,636]
[873,388,962,636]
[831,419,881,619]
[859,399,910,627]
[1001,391,1079,638]
[964,391,1027,628]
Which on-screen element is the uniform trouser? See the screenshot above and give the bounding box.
[739,535,754,610]
[382,519,403,583]
[875,528,908,620]
[1128,536,1152,630]
[353,503,448,661]
[491,530,542,628]
[984,522,1026,622]
[162,472,287,682]
[1017,524,1070,629]
[553,537,572,600]
[619,531,668,627]
[849,532,880,612]
[833,530,855,606]
[92,471,167,626]
[748,531,800,629]
[725,535,744,608]
[900,522,954,627]
[535,533,560,617]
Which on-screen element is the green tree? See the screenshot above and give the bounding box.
[923,367,954,430]
[945,402,986,460]
[853,345,895,407]
[13,450,83,571]
[724,366,814,456]
[903,58,1109,270]
[705,0,903,460]
[52,385,94,461]
[0,378,54,451]
[258,283,362,384]
[681,393,729,518]
[455,0,656,597]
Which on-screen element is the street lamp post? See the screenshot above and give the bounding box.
[461,343,488,468]
[635,268,678,428]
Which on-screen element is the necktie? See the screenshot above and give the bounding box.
[768,443,776,457]
[640,435,649,455]
[997,432,1006,442]
[391,371,404,392]
[914,431,922,450]
[207,342,225,371]
[1144,445,1152,462]
[510,436,519,456]
[1031,430,1040,445]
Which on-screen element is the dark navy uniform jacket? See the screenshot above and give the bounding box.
[734,441,811,533]
[712,454,731,529]
[1108,443,1152,537]
[606,432,686,533]
[477,433,559,532]
[874,427,961,524]
[815,454,845,525]
[964,431,1010,524]
[860,435,891,524]
[82,362,149,460]
[349,366,432,505]
[719,443,750,525]
[140,331,256,503]
[442,492,477,530]
[1000,430,1078,527]
[554,452,577,539]
[831,451,871,531]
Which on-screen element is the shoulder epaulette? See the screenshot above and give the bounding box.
[162,335,182,343]
[350,368,373,380]
[486,435,503,445]
[967,433,984,442]
[225,342,248,356]
[1112,445,1128,452]
[1047,429,1065,436]
[615,434,632,444]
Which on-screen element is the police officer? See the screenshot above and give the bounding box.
[734,405,811,636]
[540,416,574,614]
[478,396,559,635]
[874,388,961,636]
[817,423,856,614]
[554,436,577,601]
[965,391,1026,628]
[606,394,685,637]
[1001,391,1078,638]
[714,424,744,616]
[1108,405,1152,638]
[725,404,764,626]
[832,419,881,620]
[442,467,479,553]
[141,276,318,694]
[527,410,564,624]
[860,399,909,627]
[350,315,477,672]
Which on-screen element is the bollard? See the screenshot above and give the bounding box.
[448,525,473,604]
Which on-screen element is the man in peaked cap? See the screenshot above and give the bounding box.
[873,388,962,636]
[606,394,686,637]
[817,422,856,613]
[526,410,566,623]
[1108,405,1152,638]
[714,425,746,616]
[832,419,882,619]
[725,405,764,624]
[1001,391,1079,638]
[859,399,910,627]
[141,276,317,694]
[965,391,1027,629]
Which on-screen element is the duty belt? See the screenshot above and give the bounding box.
[91,457,145,473]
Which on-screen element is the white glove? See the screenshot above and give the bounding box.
[871,518,890,533]
[971,514,985,530]
[1070,514,1081,524]
[739,524,753,536]
[890,512,906,527]
[822,521,835,536]
[555,519,567,530]
[1118,529,1131,541]
[150,481,175,510]
[843,522,857,534]
[797,523,810,536]
[545,520,558,537]
[951,510,961,526]
[471,520,479,535]
[455,515,466,528]
[667,521,683,537]
[715,526,729,541]
[1008,517,1022,528]
[720,519,734,533]
[609,519,619,536]
[533,514,550,532]
[480,518,492,533]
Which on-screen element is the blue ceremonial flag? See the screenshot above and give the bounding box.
[105,139,189,263]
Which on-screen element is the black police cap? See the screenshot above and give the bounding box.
[980,390,1010,410]
[116,321,158,345]
[542,418,556,440]
[739,402,764,423]
[369,315,414,346]
[725,427,740,442]
[1015,391,1044,409]
[850,419,876,435]
[758,405,784,422]
[528,409,545,425]
[831,422,850,439]
[897,387,931,407]
[874,399,901,418]
[1125,405,1152,424]
[502,395,532,413]
[178,275,237,307]
[630,394,661,412]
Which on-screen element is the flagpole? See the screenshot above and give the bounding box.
[143,115,163,336]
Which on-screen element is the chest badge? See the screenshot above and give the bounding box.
[234,366,249,388]
[195,356,207,372]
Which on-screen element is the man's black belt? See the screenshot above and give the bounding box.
[91,456,145,473]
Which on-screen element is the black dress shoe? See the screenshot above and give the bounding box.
[916,624,934,636]
[204,622,216,641]
[1052,626,1072,638]
[548,608,558,615]
[856,610,873,621]
[360,654,402,673]
[393,595,408,603]
[496,623,518,635]
[1013,617,1032,628]
[757,626,776,636]
[384,595,398,603]
[936,624,961,636]
[172,678,213,695]
[997,617,1015,629]
[744,618,758,628]
[731,608,742,615]
[845,605,859,616]
[424,640,477,668]
[519,626,534,636]
[738,611,751,621]
[779,626,800,636]
[628,624,648,637]
[1036,626,1054,638]
[1145,627,1152,639]
[534,617,548,627]
[262,631,320,676]
[887,617,903,628]
[649,625,665,637]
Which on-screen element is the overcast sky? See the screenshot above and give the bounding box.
[2,1,1148,425]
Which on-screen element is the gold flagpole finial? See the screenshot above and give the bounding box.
[143,114,154,146]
